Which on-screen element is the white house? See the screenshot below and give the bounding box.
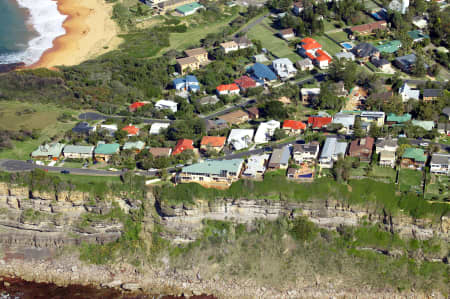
[149,122,170,135]
[319,137,348,168]
[292,142,320,164]
[155,100,178,113]
[220,41,239,53]
[254,120,280,144]
[430,153,449,175]
[272,58,297,79]
[242,154,270,179]
[99,124,118,136]
[227,129,254,150]
[332,113,355,132]
[399,83,420,102]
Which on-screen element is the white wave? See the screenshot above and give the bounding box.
[0,0,67,65]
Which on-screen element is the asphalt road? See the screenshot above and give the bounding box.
[78,112,173,124]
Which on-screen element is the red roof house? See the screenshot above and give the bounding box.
[349,137,375,162]
[234,75,256,90]
[200,136,226,152]
[283,120,306,134]
[300,37,322,51]
[128,102,147,112]
[298,38,332,69]
[122,125,140,136]
[172,139,194,155]
[308,116,332,129]
[216,83,240,96]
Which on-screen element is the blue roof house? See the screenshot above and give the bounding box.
[249,63,277,83]
[185,75,200,92]
[173,78,186,90]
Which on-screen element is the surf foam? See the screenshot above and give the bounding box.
[0,0,67,65]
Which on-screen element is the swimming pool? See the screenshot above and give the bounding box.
[341,42,353,49]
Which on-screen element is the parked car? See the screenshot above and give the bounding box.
[419,142,429,147]
[61,170,70,174]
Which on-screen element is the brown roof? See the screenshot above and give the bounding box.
[185,47,208,57]
[201,136,227,148]
[176,56,199,66]
[218,109,249,125]
[280,28,295,36]
[220,41,238,49]
[149,147,172,157]
[277,96,292,104]
[247,107,259,116]
[349,137,374,156]
[351,21,387,34]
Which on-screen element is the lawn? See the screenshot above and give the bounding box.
[425,175,449,201]
[326,31,350,43]
[368,166,396,182]
[247,21,302,61]
[0,101,79,160]
[311,35,342,55]
[399,169,423,193]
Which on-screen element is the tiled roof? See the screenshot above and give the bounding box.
[129,102,146,110]
[300,37,322,50]
[216,83,240,92]
[184,47,207,57]
[315,49,332,62]
[172,139,194,155]
[350,21,387,33]
[200,136,227,147]
[283,120,306,130]
[122,125,139,136]
[280,28,295,36]
[308,116,332,128]
[235,75,256,89]
[176,56,198,65]
[148,147,172,157]
[349,137,374,154]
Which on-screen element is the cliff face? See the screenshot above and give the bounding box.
[0,182,133,249]
[157,198,449,243]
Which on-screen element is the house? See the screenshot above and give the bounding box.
[401,147,427,170]
[407,30,430,43]
[297,38,332,69]
[296,58,314,71]
[175,2,204,15]
[318,137,348,168]
[31,143,65,160]
[292,142,319,164]
[148,147,172,157]
[94,143,120,162]
[375,137,398,154]
[99,124,118,136]
[200,136,227,152]
[360,111,385,127]
[308,116,332,129]
[412,17,428,29]
[63,145,94,159]
[332,113,355,131]
[233,36,253,49]
[242,154,270,179]
[246,107,260,119]
[218,109,249,125]
[122,125,139,136]
[235,75,257,91]
[176,56,201,74]
[371,58,390,72]
[350,20,387,35]
[272,58,297,79]
[348,137,374,162]
[248,63,277,83]
[437,123,449,136]
[388,0,409,14]
[386,113,412,125]
[220,41,239,53]
[282,120,306,135]
[443,107,450,120]
[155,100,178,113]
[301,88,320,103]
[177,159,244,186]
[254,120,280,144]
[253,54,269,63]
[197,95,220,106]
[277,96,292,105]
[123,141,146,152]
[287,165,314,182]
[423,89,442,102]
[399,83,420,102]
[172,139,194,156]
[149,122,170,135]
[205,119,229,132]
[72,122,96,135]
[394,54,427,73]
[227,129,254,150]
[279,28,295,40]
[173,75,200,92]
[379,150,396,168]
[216,83,240,96]
[335,52,355,61]
[268,146,290,169]
[292,1,304,15]
[351,43,380,60]
[184,47,208,63]
[376,40,402,53]
[430,153,449,175]
[128,102,147,112]
[332,81,348,97]
[411,120,434,131]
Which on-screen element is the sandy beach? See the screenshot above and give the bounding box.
[30,0,121,68]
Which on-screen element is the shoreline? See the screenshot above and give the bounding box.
[28,0,121,69]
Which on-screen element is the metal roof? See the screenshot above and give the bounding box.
[181,159,244,175]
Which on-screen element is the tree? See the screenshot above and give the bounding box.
[353,117,365,139]
[332,155,352,182]
[412,55,426,77]
[273,128,287,141]
[368,124,382,138]
[261,101,289,120]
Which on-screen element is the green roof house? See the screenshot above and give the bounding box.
[401,147,427,170]
[386,113,411,124]
[31,143,65,159]
[376,40,402,53]
[178,159,244,186]
[123,141,146,152]
[176,2,204,16]
[94,143,120,162]
[407,30,430,42]
[412,120,434,131]
[63,145,95,159]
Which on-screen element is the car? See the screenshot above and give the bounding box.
[26,159,34,164]
[61,170,70,174]
[419,142,429,147]
[108,168,119,172]
[175,164,184,168]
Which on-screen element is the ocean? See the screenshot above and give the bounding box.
[0,0,66,66]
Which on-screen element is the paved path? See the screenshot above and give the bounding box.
[235,13,270,36]
[78,112,173,124]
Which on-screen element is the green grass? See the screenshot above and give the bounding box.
[311,35,342,55]
[368,166,397,181]
[425,175,449,201]
[326,31,350,43]
[399,169,423,193]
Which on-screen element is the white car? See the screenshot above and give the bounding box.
[419,142,429,147]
